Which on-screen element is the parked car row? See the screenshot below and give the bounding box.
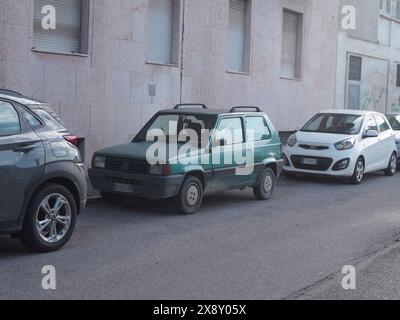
[0,89,399,253]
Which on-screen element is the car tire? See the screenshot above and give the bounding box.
[254,168,276,200]
[384,153,397,176]
[101,192,125,204]
[19,183,77,253]
[174,176,204,215]
[349,158,365,185]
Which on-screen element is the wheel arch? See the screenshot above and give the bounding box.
[185,170,207,190]
[21,162,86,225]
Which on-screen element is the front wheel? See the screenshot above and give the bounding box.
[349,158,365,185]
[20,183,77,253]
[174,176,204,215]
[384,153,397,176]
[254,168,276,200]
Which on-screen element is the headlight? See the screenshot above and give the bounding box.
[334,138,355,151]
[149,164,170,176]
[287,134,297,147]
[93,156,106,168]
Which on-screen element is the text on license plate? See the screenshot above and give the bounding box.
[301,158,319,165]
[113,183,134,193]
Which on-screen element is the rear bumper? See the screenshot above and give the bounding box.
[89,169,185,199]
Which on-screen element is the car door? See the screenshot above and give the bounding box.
[0,100,45,224]
[374,114,395,169]
[244,116,273,185]
[211,116,246,191]
[361,114,381,171]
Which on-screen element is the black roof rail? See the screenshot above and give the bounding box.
[230,106,262,113]
[173,103,208,110]
[0,89,24,97]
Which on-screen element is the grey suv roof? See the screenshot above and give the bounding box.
[0,93,47,107]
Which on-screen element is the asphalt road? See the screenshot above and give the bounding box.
[1,172,400,300]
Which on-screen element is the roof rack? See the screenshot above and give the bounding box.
[230,106,261,113]
[0,89,24,97]
[173,103,208,110]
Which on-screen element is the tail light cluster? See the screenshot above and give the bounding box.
[63,135,78,146]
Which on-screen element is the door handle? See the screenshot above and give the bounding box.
[13,144,36,153]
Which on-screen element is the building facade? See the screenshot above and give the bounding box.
[336,0,400,114]
[0,0,339,163]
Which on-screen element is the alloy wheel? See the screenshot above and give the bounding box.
[356,160,364,183]
[390,154,397,174]
[35,193,72,243]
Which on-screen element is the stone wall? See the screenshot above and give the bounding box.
[0,0,339,163]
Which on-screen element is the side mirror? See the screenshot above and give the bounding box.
[364,129,379,138]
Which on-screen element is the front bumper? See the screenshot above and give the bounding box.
[89,168,185,199]
[282,147,357,177]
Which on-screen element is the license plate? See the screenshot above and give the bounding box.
[301,158,319,165]
[113,183,134,193]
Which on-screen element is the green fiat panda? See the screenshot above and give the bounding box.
[89,105,283,214]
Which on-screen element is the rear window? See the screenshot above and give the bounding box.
[33,109,66,131]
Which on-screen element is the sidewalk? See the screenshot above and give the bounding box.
[303,243,400,300]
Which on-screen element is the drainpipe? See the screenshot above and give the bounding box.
[179,0,186,104]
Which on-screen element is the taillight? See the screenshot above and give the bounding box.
[163,164,171,176]
[63,135,78,146]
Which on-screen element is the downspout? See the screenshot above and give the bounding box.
[179,0,186,104]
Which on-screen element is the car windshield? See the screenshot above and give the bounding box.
[134,113,217,145]
[387,115,400,131]
[301,113,364,135]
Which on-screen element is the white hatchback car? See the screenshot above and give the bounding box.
[283,110,397,184]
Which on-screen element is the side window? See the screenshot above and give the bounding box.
[364,115,378,132]
[375,115,390,132]
[19,107,42,129]
[217,118,244,145]
[0,101,21,136]
[246,117,271,142]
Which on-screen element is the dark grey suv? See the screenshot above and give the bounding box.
[0,90,87,252]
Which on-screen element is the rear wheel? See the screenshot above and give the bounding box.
[349,158,365,185]
[254,168,276,200]
[384,153,397,176]
[20,183,77,253]
[174,176,203,215]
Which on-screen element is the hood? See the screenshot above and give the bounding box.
[96,141,203,163]
[295,131,355,145]
[96,142,154,161]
